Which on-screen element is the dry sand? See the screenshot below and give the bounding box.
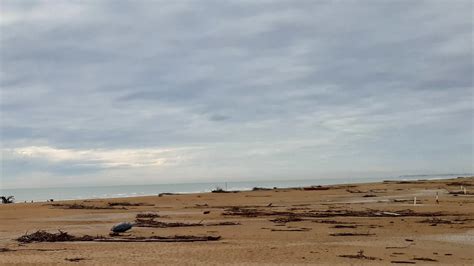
[1,177,473,265]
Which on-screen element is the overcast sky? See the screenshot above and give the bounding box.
[1,0,472,188]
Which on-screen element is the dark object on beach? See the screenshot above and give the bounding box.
[49,199,54,202]
[212,187,230,193]
[0,247,15,252]
[16,230,220,243]
[203,211,210,214]
[158,193,176,197]
[270,216,303,224]
[111,222,134,233]
[51,203,124,210]
[303,186,330,191]
[252,187,272,191]
[1,196,15,204]
[136,212,160,219]
[135,217,239,228]
[363,194,377,198]
[16,230,98,243]
[339,250,381,260]
[391,260,416,264]
[65,257,86,262]
[413,257,437,262]
[332,225,357,229]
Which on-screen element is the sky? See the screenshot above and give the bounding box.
[0,0,472,189]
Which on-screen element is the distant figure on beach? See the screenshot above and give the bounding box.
[436,192,439,204]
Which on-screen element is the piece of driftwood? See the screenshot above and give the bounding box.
[136,212,160,219]
[303,186,330,191]
[1,196,15,204]
[16,230,102,243]
[391,260,416,264]
[135,217,240,228]
[339,250,381,260]
[50,204,124,210]
[65,257,86,262]
[332,225,357,229]
[413,257,437,262]
[16,230,221,243]
[270,216,303,223]
[0,247,15,252]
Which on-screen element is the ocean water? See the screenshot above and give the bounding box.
[0,174,468,202]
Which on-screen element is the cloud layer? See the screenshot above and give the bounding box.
[1,0,472,188]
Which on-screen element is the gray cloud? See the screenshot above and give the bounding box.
[1,0,472,188]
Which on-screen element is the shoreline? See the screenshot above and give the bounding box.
[2,174,472,203]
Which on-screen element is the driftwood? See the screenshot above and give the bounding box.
[65,257,86,262]
[136,212,160,219]
[270,216,303,224]
[223,207,453,218]
[339,250,381,260]
[413,257,437,262]
[16,230,102,243]
[16,230,221,243]
[50,204,124,210]
[134,216,240,228]
[1,196,14,204]
[391,261,416,264]
[303,186,330,191]
[332,225,357,229]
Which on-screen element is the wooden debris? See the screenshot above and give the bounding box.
[339,250,381,260]
[134,215,239,228]
[16,230,221,243]
[413,257,438,262]
[65,257,86,262]
[16,230,102,243]
[136,212,160,219]
[50,204,123,210]
[223,207,452,218]
[303,186,330,191]
[332,225,357,229]
[391,260,416,264]
[270,216,303,224]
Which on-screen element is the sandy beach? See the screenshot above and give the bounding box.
[1,177,473,265]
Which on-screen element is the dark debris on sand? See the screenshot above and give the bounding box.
[16,230,221,243]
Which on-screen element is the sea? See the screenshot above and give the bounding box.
[1,174,470,203]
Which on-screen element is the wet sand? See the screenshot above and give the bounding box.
[1,177,473,265]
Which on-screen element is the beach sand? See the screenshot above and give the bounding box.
[1,177,473,265]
